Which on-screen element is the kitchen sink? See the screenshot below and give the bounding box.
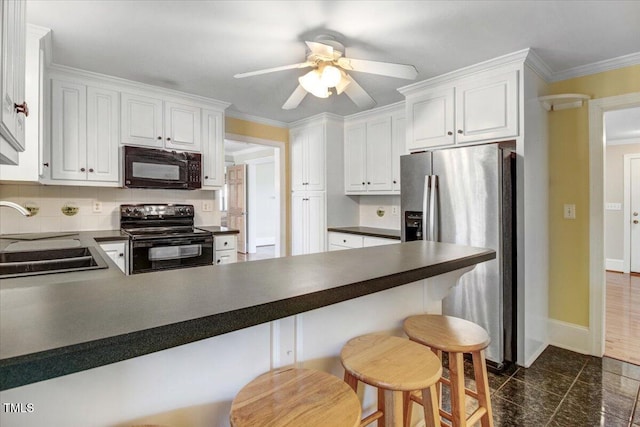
[0,246,109,279]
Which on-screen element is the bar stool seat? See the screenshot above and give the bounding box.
[403,314,493,427]
[340,334,442,427]
[229,368,361,427]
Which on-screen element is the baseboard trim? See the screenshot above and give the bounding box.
[606,258,624,272]
[548,319,591,355]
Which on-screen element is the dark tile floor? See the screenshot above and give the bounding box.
[440,345,640,426]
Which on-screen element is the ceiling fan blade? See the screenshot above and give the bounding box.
[305,41,333,58]
[282,85,307,110]
[338,57,418,80]
[234,62,313,78]
[343,75,376,109]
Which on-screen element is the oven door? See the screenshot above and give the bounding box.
[130,235,214,274]
[124,146,189,189]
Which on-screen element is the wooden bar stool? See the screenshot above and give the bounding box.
[340,334,442,427]
[403,314,493,427]
[229,367,361,427]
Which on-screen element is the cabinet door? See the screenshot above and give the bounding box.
[164,101,201,152]
[0,0,26,151]
[406,87,454,151]
[363,236,400,247]
[391,116,405,192]
[51,80,87,180]
[455,70,518,144]
[99,242,128,274]
[306,192,326,254]
[121,92,163,147]
[215,249,237,264]
[305,124,325,191]
[291,193,306,255]
[202,109,224,187]
[344,123,366,193]
[87,87,119,182]
[290,129,305,191]
[366,116,393,192]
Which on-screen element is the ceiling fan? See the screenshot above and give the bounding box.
[233,36,418,110]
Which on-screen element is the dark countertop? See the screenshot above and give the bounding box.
[328,226,401,240]
[197,225,240,235]
[0,239,494,391]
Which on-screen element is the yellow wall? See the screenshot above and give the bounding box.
[548,65,640,326]
[224,117,291,253]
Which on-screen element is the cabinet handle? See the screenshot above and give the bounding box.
[80,167,86,172]
[204,175,209,179]
[217,259,221,264]
[343,239,347,243]
[362,182,365,185]
[393,180,397,184]
[89,168,94,173]
[224,242,228,246]
[167,137,171,141]
[157,136,162,140]
[14,102,29,117]
[447,131,453,136]
[43,162,49,167]
[457,129,463,134]
[367,182,371,185]
[118,253,124,257]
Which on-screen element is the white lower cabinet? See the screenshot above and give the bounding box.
[215,234,237,264]
[328,232,399,251]
[99,241,128,274]
[292,192,326,255]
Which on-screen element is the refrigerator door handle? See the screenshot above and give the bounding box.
[430,175,439,241]
[422,175,430,240]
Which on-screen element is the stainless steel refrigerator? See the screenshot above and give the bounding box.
[400,142,516,370]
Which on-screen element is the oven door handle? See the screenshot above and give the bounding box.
[132,237,213,247]
[148,244,203,261]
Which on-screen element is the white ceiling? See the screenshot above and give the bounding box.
[27,0,640,124]
[605,107,640,144]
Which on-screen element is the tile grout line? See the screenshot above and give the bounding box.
[544,358,589,427]
[630,383,640,427]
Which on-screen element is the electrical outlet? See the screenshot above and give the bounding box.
[202,201,213,212]
[391,206,399,215]
[563,204,576,220]
[92,200,102,213]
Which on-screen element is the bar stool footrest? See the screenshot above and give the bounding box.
[360,410,383,427]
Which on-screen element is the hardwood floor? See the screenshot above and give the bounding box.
[605,271,640,365]
[237,245,276,262]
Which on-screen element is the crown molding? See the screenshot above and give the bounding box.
[288,112,344,129]
[550,52,640,82]
[344,100,404,121]
[225,109,288,129]
[523,48,554,82]
[606,136,640,146]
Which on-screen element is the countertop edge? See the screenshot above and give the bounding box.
[327,226,401,240]
[0,248,494,391]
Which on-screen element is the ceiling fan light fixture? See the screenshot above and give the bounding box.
[299,69,330,98]
[320,64,342,88]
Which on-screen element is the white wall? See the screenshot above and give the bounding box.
[357,195,401,229]
[253,161,276,245]
[605,142,640,265]
[0,184,220,234]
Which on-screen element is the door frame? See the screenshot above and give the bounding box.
[588,92,640,356]
[624,153,640,273]
[245,155,276,253]
[225,133,285,257]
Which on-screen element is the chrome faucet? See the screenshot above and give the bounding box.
[0,201,31,216]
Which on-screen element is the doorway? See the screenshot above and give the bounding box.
[589,93,640,360]
[223,135,284,259]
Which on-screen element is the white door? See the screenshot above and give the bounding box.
[86,86,119,182]
[366,116,393,192]
[121,92,163,147]
[631,157,640,273]
[164,101,201,152]
[344,123,366,193]
[51,79,87,180]
[227,164,247,254]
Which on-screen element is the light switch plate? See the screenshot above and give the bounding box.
[605,202,622,211]
[202,201,213,212]
[564,204,576,219]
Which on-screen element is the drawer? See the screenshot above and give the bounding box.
[215,235,237,251]
[328,232,363,249]
[363,236,400,247]
[215,249,237,265]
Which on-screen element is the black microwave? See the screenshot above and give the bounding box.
[123,146,202,190]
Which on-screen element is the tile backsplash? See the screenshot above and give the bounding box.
[0,184,220,235]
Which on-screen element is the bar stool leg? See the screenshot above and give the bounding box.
[379,388,387,426]
[420,384,440,427]
[383,389,403,427]
[472,350,494,427]
[344,371,358,392]
[449,352,467,427]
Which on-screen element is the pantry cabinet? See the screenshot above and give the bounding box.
[292,192,326,255]
[50,80,119,183]
[404,69,519,151]
[291,123,325,192]
[344,105,404,195]
[0,0,27,161]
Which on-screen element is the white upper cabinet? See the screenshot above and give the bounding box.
[291,123,325,192]
[0,0,27,157]
[201,108,224,187]
[120,92,163,148]
[344,107,402,195]
[164,101,201,152]
[51,79,119,183]
[404,69,519,151]
[454,70,518,144]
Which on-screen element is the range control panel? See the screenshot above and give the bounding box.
[120,204,195,219]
